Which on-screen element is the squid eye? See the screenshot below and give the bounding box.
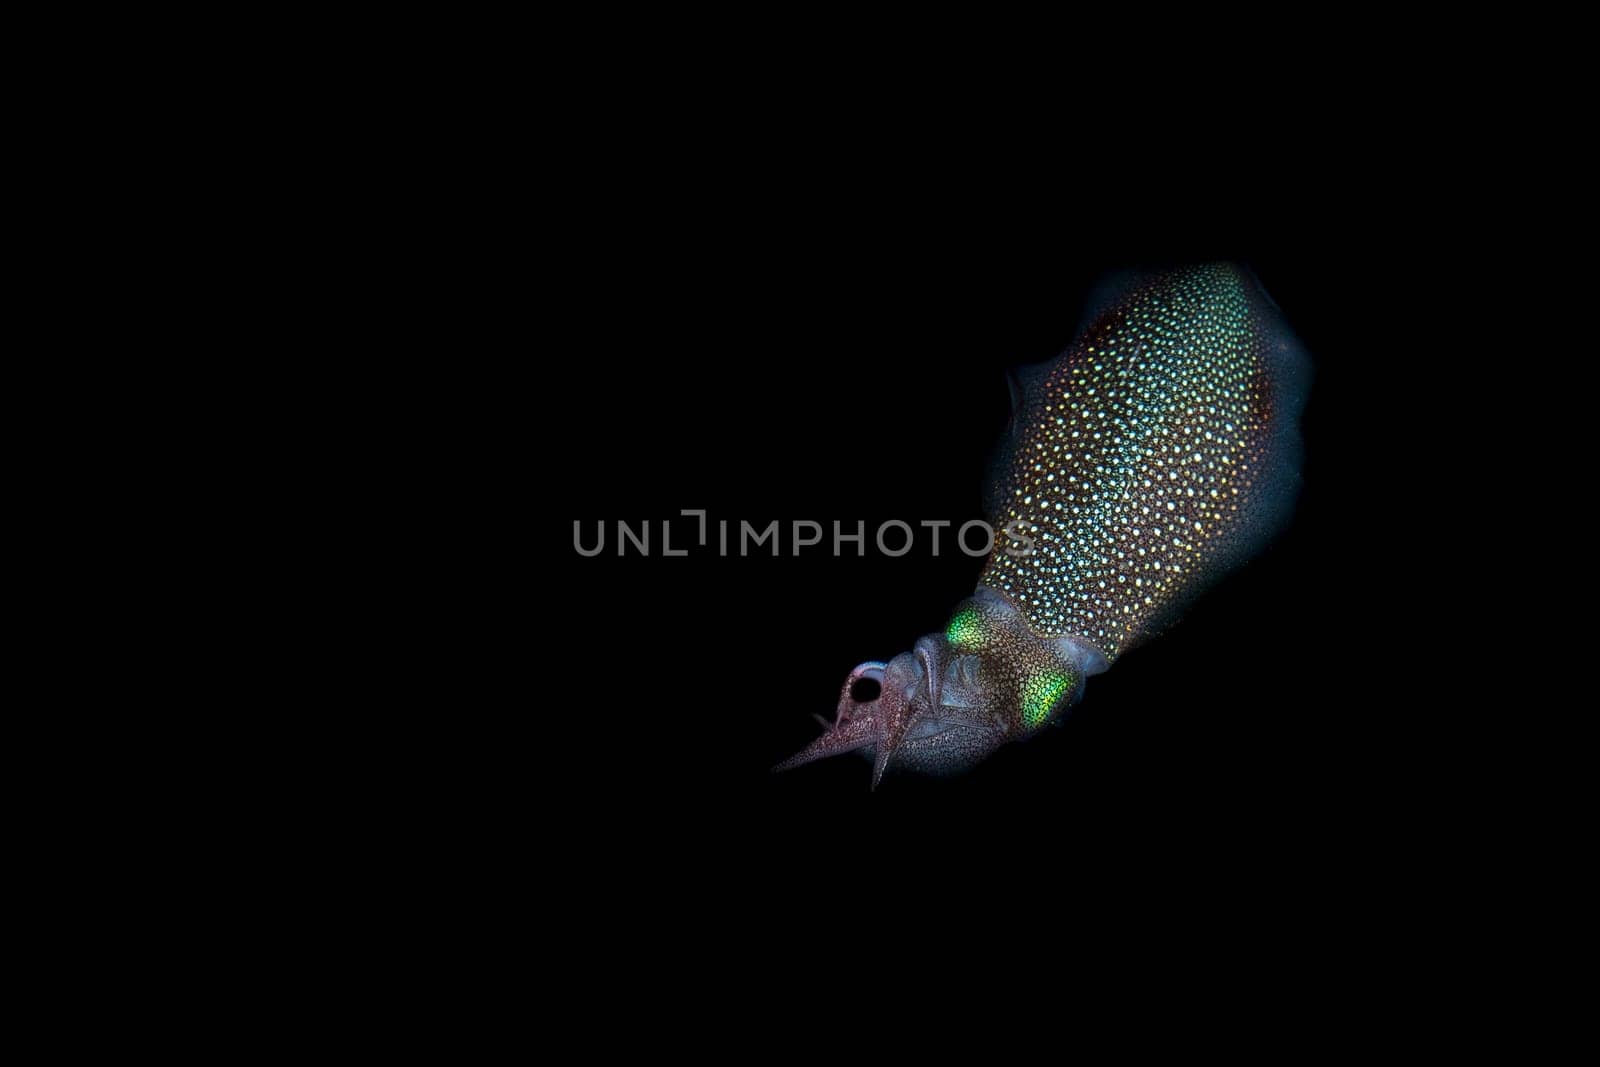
[946,607,985,648]
[849,676,881,702]
[1020,670,1072,728]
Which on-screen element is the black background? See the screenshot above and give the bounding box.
[271,41,1492,1011]
[508,185,1405,897]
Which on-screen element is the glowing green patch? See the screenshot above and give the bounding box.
[1020,671,1071,729]
[946,608,984,648]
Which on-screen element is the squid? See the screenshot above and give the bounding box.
[776,263,1311,787]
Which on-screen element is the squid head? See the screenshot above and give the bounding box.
[774,588,1108,788]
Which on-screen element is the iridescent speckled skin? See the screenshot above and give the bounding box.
[777,264,1310,787]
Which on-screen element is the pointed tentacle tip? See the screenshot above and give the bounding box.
[870,752,889,791]
[771,715,876,776]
